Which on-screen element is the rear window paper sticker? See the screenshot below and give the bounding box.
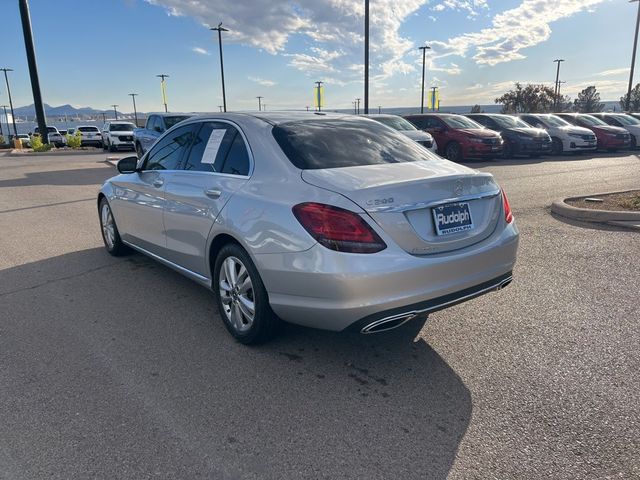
[202,129,227,164]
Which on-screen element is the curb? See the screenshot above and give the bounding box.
[6,148,104,157]
[551,190,640,230]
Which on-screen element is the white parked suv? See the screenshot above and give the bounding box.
[519,114,596,155]
[102,121,137,152]
[34,126,66,147]
[76,125,103,147]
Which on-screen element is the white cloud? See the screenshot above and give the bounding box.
[431,0,607,66]
[248,76,276,87]
[191,47,210,55]
[431,0,488,16]
[596,68,630,77]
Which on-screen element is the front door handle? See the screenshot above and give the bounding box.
[204,188,222,199]
[153,178,164,188]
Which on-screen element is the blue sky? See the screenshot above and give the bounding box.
[0,0,634,113]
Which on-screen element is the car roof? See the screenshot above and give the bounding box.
[185,111,357,126]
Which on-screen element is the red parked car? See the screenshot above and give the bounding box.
[403,113,503,162]
[556,113,630,152]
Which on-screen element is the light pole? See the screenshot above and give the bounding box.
[552,59,564,111]
[128,93,139,126]
[111,105,118,120]
[378,105,381,114]
[626,0,640,111]
[211,23,229,112]
[256,96,263,111]
[364,0,369,114]
[356,98,361,114]
[218,105,223,112]
[419,45,431,114]
[156,74,169,112]
[0,68,18,137]
[315,81,323,111]
[18,0,47,143]
[352,101,357,114]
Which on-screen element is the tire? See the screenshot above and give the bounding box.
[103,141,108,151]
[98,198,129,256]
[631,135,637,150]
[445,142,463,162]
[551,137,563,155]
[502,142,513,159]
[213,243,280,345]
[135,142,144,159]
[109,144,116,152]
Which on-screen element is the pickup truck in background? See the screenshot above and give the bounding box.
[133,113,194,157]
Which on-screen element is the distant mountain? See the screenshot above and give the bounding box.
[13,103,125,119]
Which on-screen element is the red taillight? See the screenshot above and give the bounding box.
[292,202,386,253]
[501,188,513,224]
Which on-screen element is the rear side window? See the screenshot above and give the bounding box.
[182,122,250,176]
[272,118,438,170]
[143,124,195,170]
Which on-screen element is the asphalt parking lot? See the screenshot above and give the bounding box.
[0,151,638,479]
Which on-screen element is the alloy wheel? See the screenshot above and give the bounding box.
[101,202,115,249]
[219,256,255,333]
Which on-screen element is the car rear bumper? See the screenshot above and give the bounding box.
[256,221,519,332]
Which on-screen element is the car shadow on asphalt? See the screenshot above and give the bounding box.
[0,167,113,188]
[1,248,472,479]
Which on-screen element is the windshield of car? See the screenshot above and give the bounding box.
[577,115,607,127]
[541,115,570,127]
[372,116,417,131]
[78,126,99,132]
[490,115,531,129]
[612,114,640,125]
[109,123,136,131]
[164,115,191,129]
[47,127,58,133]
[442,116,483,129]
[272,118,439,169]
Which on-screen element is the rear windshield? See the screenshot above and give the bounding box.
[164,115,191,129]
[372,116,417,131]
[272,118,438,170]
[612,114,640,125]
[109,123,136,131]
[541,115,570,127]
[490,115,531,129]
[577,115,607,127]
[78,126,99,132]
[442,116,482,129]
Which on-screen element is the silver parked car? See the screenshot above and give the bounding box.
[98,112,519,344]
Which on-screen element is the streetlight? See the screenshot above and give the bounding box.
[156,74,169,112]
[552,59,564,111]
[211,23,229,112]
[378,105,381,114]
[356,98,361,115]
[352,101,357,114]
[128,93,139,126]
[626,0,640,111]
[0,68,18,137]
[364,0,370,114]
[419,45,431,114]
[218,105,223,112]
[256,96,263,111]
[111,105,118,120]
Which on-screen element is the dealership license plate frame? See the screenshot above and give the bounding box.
[432,201,474,236]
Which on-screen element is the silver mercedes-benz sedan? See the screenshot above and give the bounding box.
[98,112,519,344]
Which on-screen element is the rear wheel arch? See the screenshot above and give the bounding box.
[208,233,242,277]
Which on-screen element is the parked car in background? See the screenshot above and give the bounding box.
[102,121,137,152]
[34,126,66,147]
[465,113,551,158]
[98,112,518,344]
[17,133,31,147]
[556,113,630,152]
[67,128,76,136]
[133,113,193,157]
[59,129,68,136]
[75,125,103,147]
[518,114,596,155]
[404,113,503,162]
[590,113,640,149]
[364,114,438,153]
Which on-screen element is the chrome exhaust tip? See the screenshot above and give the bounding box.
[361,313,417,334]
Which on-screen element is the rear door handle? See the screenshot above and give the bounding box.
[153,178,164,188]
[204,188,222,199]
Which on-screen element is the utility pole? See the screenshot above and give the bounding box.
[356,98,361,115]
[626,0,640,111]
[352,101,357,114]
[156,74,169,112]
[364,0,369,114]
[111,105,118,120]
[378,105,381,114]
[18,0,48,143]
[256,96,263,111]
[552,59,564,111]
[315,81,323,111]
[128,93,139,126]
[0,68,18,137]
[211,23,229,112]
[419,45,431,114]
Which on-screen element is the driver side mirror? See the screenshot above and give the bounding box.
[117,156,139,174]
